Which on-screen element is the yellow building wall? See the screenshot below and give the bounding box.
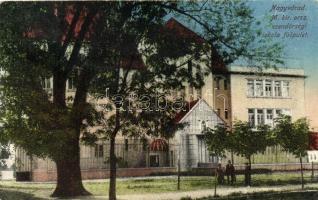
[230,73,305,122]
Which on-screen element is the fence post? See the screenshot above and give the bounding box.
[214,168,217,197]
[177,156,180,190]
[312,162,314,181]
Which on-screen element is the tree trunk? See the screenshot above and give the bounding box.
[214,168,217,197]
[109,135,117,200]
[248,157,252,186]
[51,137,90,197]
[300,156,304,190]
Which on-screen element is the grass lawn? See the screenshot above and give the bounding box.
[0,172,316,199]
[192,191,318,200]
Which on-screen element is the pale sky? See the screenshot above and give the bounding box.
[249,0,318,130]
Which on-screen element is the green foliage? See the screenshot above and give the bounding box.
[231,121,272,161]
[171,0,284,68]
[274,115,310,158]
[0,1,284,160]
[204,125,230,158]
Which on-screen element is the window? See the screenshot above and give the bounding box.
[196,88,202,99]
[201,121,206,131]
[224,79,228,90]
[276,109,282,116]
[257,109,265,125]
[255,80,263,96]
[215,78,220,90]
[282,109,291,116]
[217,108,221,116]
[42,77,51,89]
[247,80,254,96]
[224,109,228,119]
[94,144,104,158]
[141,138,148,151]
[266,109,273,126]
[124,139,128,151]
[248,109,255,127]
[265,80,272,97]
[247,79,291,98]
[149,155,160,167]
[68,77,76,90]
[274,81,282,97]
[282,81,290,97]
[249,108,290,127]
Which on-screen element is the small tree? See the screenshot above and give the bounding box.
[205,125,230,158]
[274,115,310,189]
[230,121,271,186]
[205,124,230,196]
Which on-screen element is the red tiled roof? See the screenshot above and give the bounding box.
[149,138,169,151]
[174,99,200,123]
[164,18,205,44]
[164,18,227,74]
[24,5,145,70]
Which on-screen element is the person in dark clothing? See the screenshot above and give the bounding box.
[216,163,225,184]
[225,160,236,185]
[244,162,251,186]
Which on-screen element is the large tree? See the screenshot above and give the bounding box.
[0,1,283,199]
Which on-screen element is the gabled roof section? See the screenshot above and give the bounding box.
[174,98,226,125]
[174,99,200,124]
[165,18,206,44]
[165,18,227,74]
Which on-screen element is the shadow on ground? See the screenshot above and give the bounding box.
[190,190,318,200]
[0,189,47,200]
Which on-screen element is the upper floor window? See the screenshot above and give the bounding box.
[247,79,290,98]
[265,80,272,96]
[282,81,290,97]
[274,81,282,97]
[215,78,220,90]
[247,80,254,96]
[224,80,228,90]
[255,80,263,96]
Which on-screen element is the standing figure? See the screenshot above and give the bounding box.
[216,163,224,184]
[225,160,236,184]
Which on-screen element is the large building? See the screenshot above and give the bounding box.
[14,18,307,182]
[228,66,306,126]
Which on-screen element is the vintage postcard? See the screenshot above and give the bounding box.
[0,1,317,200]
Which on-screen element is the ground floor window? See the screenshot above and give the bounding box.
[150,155,160,167]
[248,108,291,128]
[94,144,104,158]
